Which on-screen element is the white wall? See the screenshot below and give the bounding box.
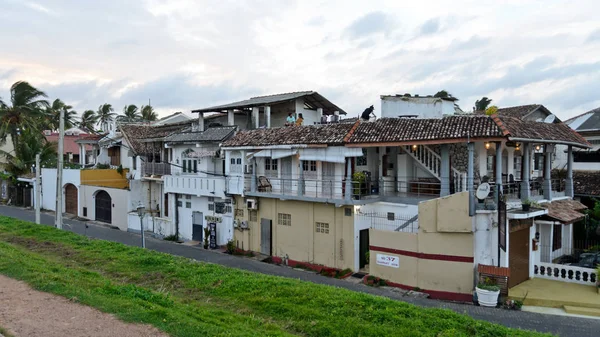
[41,168,81,214]
[173,194,233,245]
[79,185,129,231]
[381,97,455,119]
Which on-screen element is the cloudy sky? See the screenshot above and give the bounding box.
[0,0,599,120]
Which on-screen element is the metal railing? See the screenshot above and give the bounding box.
[142,162,171,176]
[356,211,419,233]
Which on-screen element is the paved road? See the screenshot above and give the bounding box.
[0,205,598,337]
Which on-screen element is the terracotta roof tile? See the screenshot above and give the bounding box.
[45,134,91,154]
[222,123,354,147]
[497,116,590,148]
[573,170,600,196]
[495,104,542,119]
[347,116,503,144]
[120,122,192,155]
[541,199,587,224]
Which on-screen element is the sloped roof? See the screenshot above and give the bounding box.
[45,133,91,154]
[120,122,192,155]
[495,104,544,119]
[573,170,600,196]
[346,116,503,145]
[191,91,347,115]
[222,123,355,147]
[541,199,587,224]
[164,126,237,144]
[76,133,106,143]
[575,108,600,131]
[493,116,590,148]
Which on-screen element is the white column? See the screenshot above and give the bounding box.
[79,144,85,165]
[198,112,205,131]
[317,108,324,124]
[227,109,234,126]
[507,147,514,176]
[440,145,450,197]
[252,107,259,129]
[566,145,574,197]
[265,106,271,128]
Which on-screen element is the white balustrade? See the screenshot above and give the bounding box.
[534,262,598,286]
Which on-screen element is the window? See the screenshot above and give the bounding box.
[230,156,242,173]
[486,156,494,178]
[302,160,317,172]
[278,213,291,226]
[215,202,225,214]
[315,222,329,234]
[177,200,183,207]
[208,203,214,211]
[514,156,522,180]
[224,205,232,214]
[235,209,244,217]
[265,158,278,172]
[387,212,395,221]
[186,195,191,200]
[534,153,544,171]
[132,156,137,170]
[249,210,258,222]
[344,208,352,216]
[185,202,191,208]
[553,224,562,251]
[357,149,368,166]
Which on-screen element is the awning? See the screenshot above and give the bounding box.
[540,199,587,224]
[299,147,363,164]
[248,149,297,160]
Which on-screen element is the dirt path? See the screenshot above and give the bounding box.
[0,275,169,337]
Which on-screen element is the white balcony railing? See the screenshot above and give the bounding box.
[164,175,227,198]
[534,262,597,286]
[142,162,171,176]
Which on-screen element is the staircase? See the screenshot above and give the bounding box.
[402,145,467,192]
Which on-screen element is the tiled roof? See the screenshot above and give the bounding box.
[76,133,106,142]
[120,122,192,155]
[495,105,542,119]
[45,134,91,154]
[346,116,503,144]
[222,123,355,147]
[576,108,600,131]
[573,171,600,196]
[493,116,590,148]
[541,199,587,224]
[191,91,347,115]
[164,126,237,144]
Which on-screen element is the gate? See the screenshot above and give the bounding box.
[322,162,335,197]
[260,218,272,256]
[281,158,292,193]
[65,184,78,215]
[192,211,203,242]
[509,224,530,287]
[359,229,370,268]
[95,190,112,223]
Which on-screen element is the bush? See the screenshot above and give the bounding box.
[364,275,388,287]
[477,277,500,292]
[163,234,178,242]
[225,240,236,254]
[96,163,110,169]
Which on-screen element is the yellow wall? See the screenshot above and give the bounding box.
[80,169,129,189]
[369,192,474,296]
[233,196,355,270]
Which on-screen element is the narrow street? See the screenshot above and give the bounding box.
[0,205,599,337]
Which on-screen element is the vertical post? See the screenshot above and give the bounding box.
[55,107,64,230]
[566,145,574,197]
[265,106,271,128]
[35,154,41,224]
[378,146,384,195]
[345,158,352,201]
[140,214,146,248]
[198,112,205,131]
[495,141,502,204]
[252,107,259,129]
[521,143,531,201]
[79,144,84,166]
[467,142,474,216]
[227,109,235,126]
[543,145,553,200]
[317,108,323,124]
[440,144,450,197]
[298,160,304,196]
[251,159,257,193]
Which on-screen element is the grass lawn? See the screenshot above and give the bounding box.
[0,216,550,337]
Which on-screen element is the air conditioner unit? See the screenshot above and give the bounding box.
[240,221,248,229]
[246,199,258,210]
[233,219,239,228]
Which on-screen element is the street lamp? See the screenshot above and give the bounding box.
[137,202,146,248]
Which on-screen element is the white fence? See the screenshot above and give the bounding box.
[534,263,598,286]
[127,212,174,238]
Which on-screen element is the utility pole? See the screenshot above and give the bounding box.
[35,153,41,225]
[55,107,64,230]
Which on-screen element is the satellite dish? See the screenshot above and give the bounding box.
[476,183,491,200]
[543,114,556,124]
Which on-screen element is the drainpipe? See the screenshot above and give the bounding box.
[467,142,474,216]
[174,193,179,240]
[565,145,574,198]
[495,142,502,205]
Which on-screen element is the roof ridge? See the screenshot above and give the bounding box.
[343,120,361,143]
[490,114,511,137]
[250,91,313,99]
[563,107,600,123]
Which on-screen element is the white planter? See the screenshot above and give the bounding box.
[476,287,500,307]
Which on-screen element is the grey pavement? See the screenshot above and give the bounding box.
[0,205,598,337]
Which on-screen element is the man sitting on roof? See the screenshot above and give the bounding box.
[285,112,296,126]
[361,105,376,121]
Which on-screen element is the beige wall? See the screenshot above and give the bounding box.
[369,192,474,297]
[233,196,355,270]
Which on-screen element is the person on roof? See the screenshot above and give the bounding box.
[295,113,304,126]
[361,105,376,121]
[285,112,296,126]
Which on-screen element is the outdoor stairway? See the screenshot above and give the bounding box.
[402,145,466,192]
[563,306,600,318]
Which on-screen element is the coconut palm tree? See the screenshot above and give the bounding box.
[97,103,116,132]
[140,105,158,121]
[117,104,140,123]
[45,98,78,131]
[79,110,99,133]
[0,128,57,177]
[474,97,493,112]
[0,81,49,149]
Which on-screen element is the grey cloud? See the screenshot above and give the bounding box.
[344,11,393,40]
[587,29,600,42]
[419,18,440,35]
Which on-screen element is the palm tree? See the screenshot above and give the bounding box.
[45,98,78,131]
[0,128,57,177]
[0,81,49,149]
[140,105,158,121]
[97,103,115,132]
[474,97,493,112]
[79,110,99,133]
[117,104,140,123]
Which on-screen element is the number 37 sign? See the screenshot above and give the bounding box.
[376,254,399,268]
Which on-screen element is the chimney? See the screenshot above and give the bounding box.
[227,109,234,126]
[198,112,205,131]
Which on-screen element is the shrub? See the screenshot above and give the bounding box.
[96,163,110,169]
[477,277,500,292]
[163,234,178,242]
[364,275,388,287]
[225,240,236,254]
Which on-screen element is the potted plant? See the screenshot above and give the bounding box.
[352,172,367,199]
[521,199,532,212]
[476,277,500,307]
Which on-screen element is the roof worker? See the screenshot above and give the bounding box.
[295,113,304,126]
[285,112,296,126]
[361,105,376,121]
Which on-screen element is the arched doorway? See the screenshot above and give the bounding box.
[64,184,78,215]
[95,190,112,223]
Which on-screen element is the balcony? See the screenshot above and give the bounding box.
[141,162,171,176]
[164,174,227,198]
